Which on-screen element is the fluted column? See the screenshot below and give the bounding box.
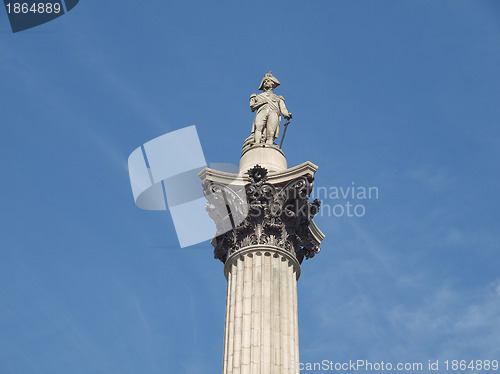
[200,163,324,374]
[222,246,301,374]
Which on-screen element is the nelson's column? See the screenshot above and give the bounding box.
[200,72,325,374]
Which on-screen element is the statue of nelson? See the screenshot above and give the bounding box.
[250,72,292,145]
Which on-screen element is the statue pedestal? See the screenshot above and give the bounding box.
[239,144,287,174]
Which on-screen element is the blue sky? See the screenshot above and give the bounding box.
[1,1,500,373]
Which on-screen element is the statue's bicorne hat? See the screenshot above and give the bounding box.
[259,71,280,90]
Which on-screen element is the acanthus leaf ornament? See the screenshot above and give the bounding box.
[204,165,322,264]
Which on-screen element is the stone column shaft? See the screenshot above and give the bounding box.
[222,246,300,374]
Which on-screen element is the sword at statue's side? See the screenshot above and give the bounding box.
[279,119,291,149]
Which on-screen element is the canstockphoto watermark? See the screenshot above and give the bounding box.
[128,127,379,247]
[291,359,424,372]
[290,359,499,372]
[310,183,379,218]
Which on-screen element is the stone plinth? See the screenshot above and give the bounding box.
[239,144,287,174]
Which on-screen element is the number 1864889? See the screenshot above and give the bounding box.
[444,360,499,371]
[6,2,62,13]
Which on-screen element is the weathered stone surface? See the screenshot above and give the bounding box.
[201,164,324,264]
[222,246,300,374]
